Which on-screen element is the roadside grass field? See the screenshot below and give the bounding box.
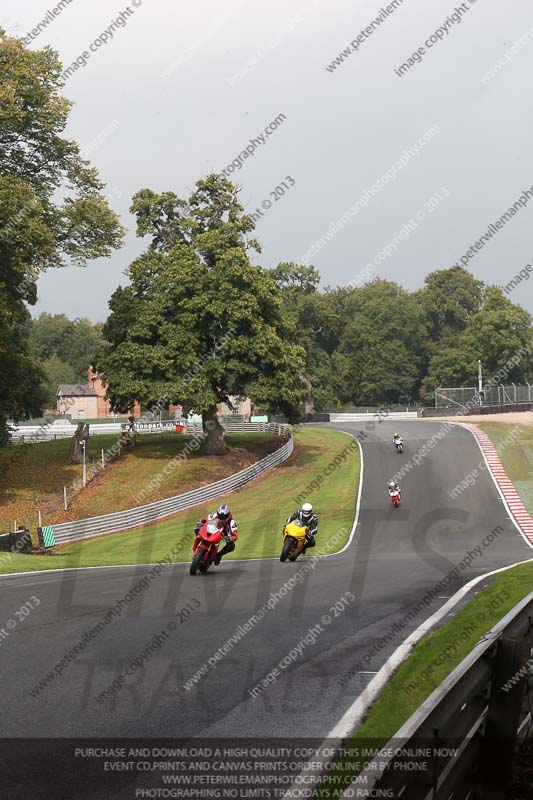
[0,432,277,533]
[476,421,533,514]
[319,561,533,795]
[0,428,360,574]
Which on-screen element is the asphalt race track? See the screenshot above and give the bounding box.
[3,421,532,745]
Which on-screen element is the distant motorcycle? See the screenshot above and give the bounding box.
[189,520,226,575]
[389,488,401,508]
[394,437,404,454]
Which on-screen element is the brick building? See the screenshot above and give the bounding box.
[87,368,141,418]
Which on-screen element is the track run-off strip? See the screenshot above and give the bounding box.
[462,423,533,542]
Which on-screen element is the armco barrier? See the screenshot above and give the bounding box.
[47,427,293,545]
[329,411,417,422]
[346,591,533,799]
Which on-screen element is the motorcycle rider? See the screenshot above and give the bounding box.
[388,480,401,498]
[194,503,238,565]
[285,502,318,553]
[392,432,403,447]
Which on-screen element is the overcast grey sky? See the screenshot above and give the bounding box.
[5,0,533,320]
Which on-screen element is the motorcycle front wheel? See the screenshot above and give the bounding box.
[189,549,204,575]
[280,538,294,562]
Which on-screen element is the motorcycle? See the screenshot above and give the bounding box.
[280,520,308,562]
[389,488,401,508]
[189,520,226,575]
[394,437,404,454]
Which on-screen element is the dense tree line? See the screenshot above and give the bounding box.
[272,264,533,411]
[29,314,104,407]
[31,264,532,422]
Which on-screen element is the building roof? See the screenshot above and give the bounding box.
[57,384,98,397]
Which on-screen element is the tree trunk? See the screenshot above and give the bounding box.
[68,423,89,464]
[300,373,314,417]
[118,428,134,452]
[200,404,226,455]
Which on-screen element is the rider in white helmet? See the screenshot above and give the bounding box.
[285,502,318,552]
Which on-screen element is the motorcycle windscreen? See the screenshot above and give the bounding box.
[285,522,307,535]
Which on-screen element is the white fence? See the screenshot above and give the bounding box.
[329,412,417,422]
[10,420,283,444]
[46,426,292,544]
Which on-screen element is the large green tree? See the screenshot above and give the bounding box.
[416,267,485,402]
[30,313,103,381]
[416,266,484,342]
[40,354,77,408]
[270,263,340,412]
[421,285,533,397]
[0,300,47,443]
[96,176,306,453]
[331,279,428,406]
[0,30,124,441]
[466,287,532,379]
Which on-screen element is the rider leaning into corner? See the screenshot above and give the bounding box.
[194,503,238,565]
[285,502,319,553]
[392,432,403,446]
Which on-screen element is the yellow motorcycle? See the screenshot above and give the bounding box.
[280,521,308,562]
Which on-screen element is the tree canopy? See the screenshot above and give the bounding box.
[96,176,306,452]
[0,30,124,440]
[28,314,103,406]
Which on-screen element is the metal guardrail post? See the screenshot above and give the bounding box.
[477,635,532,799]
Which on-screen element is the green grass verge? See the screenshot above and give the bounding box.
[0,432,276,532]
[476,421,533,514]
[0,428,360,574]
[318,561,533,797]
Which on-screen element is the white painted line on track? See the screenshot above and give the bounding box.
[325,432,363,557]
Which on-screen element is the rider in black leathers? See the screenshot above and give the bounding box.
[285,502,318,552]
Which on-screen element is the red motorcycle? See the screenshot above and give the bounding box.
[190,519,225,575]
[389,488,401,508]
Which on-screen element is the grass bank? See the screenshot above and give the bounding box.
[0,432,277,532]
[0,428,360,574]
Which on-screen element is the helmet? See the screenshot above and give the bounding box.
[301,502,313,520]
[217,503,231,521]
[394,432,400,438]
[388,480,397,489]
